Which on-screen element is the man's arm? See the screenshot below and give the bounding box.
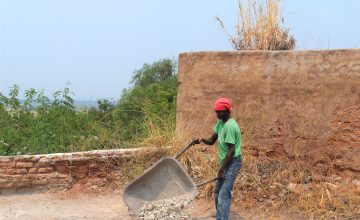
[217,143,235,179]
[194,133,218,145]
[201,133,218,145]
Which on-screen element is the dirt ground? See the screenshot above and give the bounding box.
[0,188,230,220]
[0,187,297,220]
[0,189,132,220]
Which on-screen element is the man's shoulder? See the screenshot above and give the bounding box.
[214,120,222,126]
[224,118,240,129]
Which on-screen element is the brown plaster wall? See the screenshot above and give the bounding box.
[176,49,360,173]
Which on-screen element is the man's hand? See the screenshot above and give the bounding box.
[217,168,225,180]
[193,138,202,145]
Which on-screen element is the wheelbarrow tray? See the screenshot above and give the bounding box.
[123,156,197,214]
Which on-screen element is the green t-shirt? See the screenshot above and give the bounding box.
[213,118,242,165]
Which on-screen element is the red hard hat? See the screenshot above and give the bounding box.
[214,98,232,112]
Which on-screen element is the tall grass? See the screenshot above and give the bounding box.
[217,0,295,50]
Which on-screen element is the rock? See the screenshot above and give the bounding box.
[287,183,297,192]
[174,205,181,212]
[287,183,305,194]
[352,179,360,187]
[38,157,50,163]
[302,176,311,184]
[137,193,195,220]
[144,213,156,220]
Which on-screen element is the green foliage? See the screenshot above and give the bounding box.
[0,58,178,155]
[0,84,102,155]
[131,59,176,87]
[9,85,21,111]
[115,58,178,143]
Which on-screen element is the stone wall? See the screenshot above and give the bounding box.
[176,49,360,173]
[0,148,167,191]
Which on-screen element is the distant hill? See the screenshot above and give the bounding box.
[17,99,116,109]
[74,100,99,109]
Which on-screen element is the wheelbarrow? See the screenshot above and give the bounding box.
[123,140,218,214]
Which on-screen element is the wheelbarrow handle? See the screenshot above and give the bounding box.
[174,140,196,159]
[196,177,219,187]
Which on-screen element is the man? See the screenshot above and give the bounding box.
[194,98,242,220]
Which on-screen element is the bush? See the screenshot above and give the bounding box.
[114,58,178,145]
[0,58,178,155]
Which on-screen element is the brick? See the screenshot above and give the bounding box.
[77,164,88,172]
[35,158,54,168]
[5,168,14,175]
[48,179,71,184]
[89,163,99,169]
[50,155,64,162]
[0,179,13,188]
[56,173,70,179]
[74,172,87,178]
[0,161,15,168]
[26,156,40,162]
[14,169,28,174]
[36,173,58,179]
[14,157,28,162]
[354,130,360,135]
[38,167,53,173]
[0,157,12,163]
[39,157,50,163]
[16,162,33,168]
[55,165,68,173]
[35,162,51,168]
[68,157,89,162]
[28,168,38,174]
[27,174,38,180]
[14,179,30,187]
[31,179,48,185]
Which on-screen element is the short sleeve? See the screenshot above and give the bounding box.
[213,121,220,134]
[224,126,236,145]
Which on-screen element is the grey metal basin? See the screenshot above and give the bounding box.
[123,156,196,214]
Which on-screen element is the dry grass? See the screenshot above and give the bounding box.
[216,0,295,50]
[128,99,360,219]
[136,124,360,219]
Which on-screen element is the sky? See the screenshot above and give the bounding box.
[0,0,359,101]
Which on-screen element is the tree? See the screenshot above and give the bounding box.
[131,59,176,87]
[115,58,178,142]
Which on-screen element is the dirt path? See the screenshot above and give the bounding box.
[0,190,134,220]
[0,188,294,220]
[0,189,237,220]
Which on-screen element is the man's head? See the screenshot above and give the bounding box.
[214,98,232,120]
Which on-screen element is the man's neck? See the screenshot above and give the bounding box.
[221,115,231,123]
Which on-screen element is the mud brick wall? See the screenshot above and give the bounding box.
[176,49,360,173]
[0,148,167,190]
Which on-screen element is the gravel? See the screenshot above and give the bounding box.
[137,192,196,220]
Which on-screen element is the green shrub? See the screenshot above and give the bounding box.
[0,58,178,155]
